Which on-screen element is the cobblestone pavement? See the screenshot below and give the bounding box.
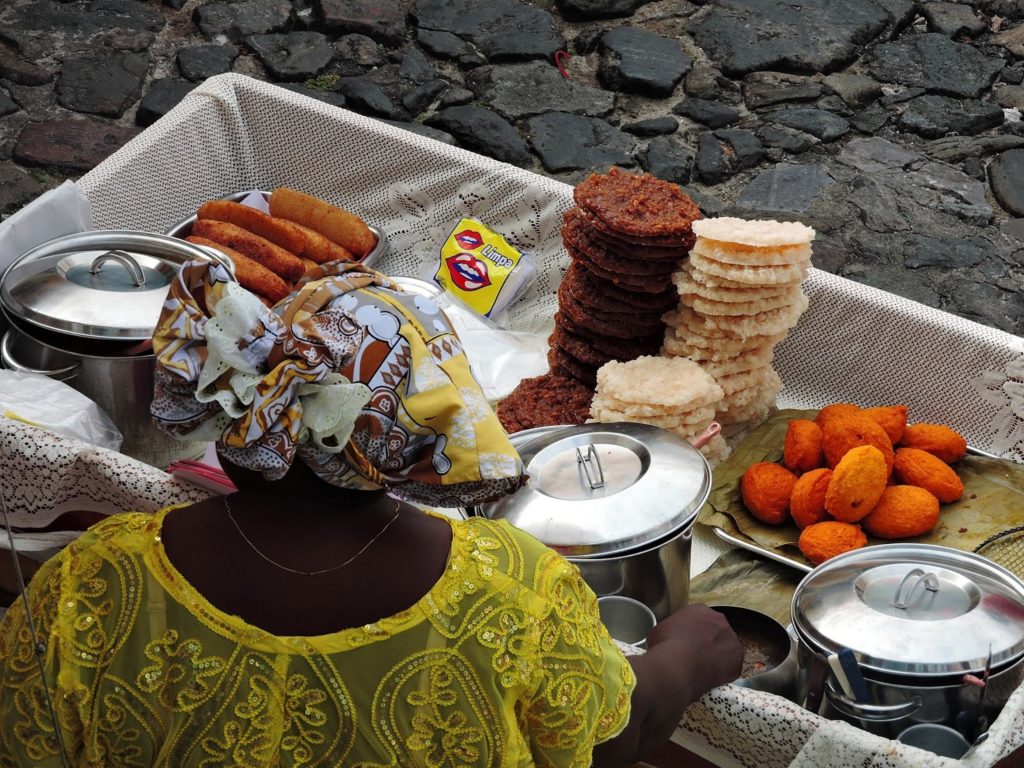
[1,0,1023,335]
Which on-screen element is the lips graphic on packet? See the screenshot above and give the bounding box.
[446,252,492,291]
[454,229,484,249]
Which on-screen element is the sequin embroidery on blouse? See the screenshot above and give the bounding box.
[0,508,634,768]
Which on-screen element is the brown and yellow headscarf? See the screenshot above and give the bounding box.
[151,259,525,507]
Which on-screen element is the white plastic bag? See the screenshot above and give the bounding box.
[0,370,122,451]
[434,293,549,401]
[0,180,93,273]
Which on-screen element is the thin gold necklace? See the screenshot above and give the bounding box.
[223,495,401,576]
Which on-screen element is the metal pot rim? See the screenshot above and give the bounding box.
[792,543,1024,676]
[0,230,230,343]
[4,313,155,361]
[479,422,711,557]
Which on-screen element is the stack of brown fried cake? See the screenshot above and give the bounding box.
[551,168,701,385]
[664,217,815,429]
[496,168,702,435]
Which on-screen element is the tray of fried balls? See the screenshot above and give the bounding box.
[166,188,386,306]
[698,404,1024,570]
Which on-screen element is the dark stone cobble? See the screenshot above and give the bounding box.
[0,0,1022,336]
[176,44,239,81]
[136,78,196,126]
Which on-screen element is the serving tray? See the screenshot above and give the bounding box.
[700,410,1023,573]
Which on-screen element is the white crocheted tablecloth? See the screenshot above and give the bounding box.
[2,73,1023,767]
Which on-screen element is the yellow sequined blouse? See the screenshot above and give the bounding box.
[0,508,635,768]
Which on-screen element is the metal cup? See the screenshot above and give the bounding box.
[598,595,657,649]
[896,723,971,759]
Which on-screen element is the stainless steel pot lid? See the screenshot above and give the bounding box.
[478,422,711,558]
[1,231,225,342]
[792,543,1024,677]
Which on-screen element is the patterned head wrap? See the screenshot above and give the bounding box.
[151,259,526,507]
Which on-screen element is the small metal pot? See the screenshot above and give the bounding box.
[476,423,713,619]
[0,231,229,467]
[713,606,799,701]
[791,544,1024,740]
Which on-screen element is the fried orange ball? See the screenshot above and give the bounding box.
[899,423,968,464]
[893,447,964,503]
[814,403,860,432]
[798,521,868,566]
[863,405,908,445]
[825,445,889,522]
[790,468,833,530]
[862,485,941,539]
[741,462,798,525]
[822,412,894,474]
[784,419,824,474]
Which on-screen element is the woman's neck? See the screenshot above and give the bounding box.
[220,454,399,521]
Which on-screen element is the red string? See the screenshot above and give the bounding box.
[554,50,571,79]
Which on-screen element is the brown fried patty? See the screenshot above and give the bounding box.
[554,311,663,356]
[573,167,702,243]
[563,261,677,313]
[567,245,675,293]
[563,210,680,276]
[497,373,593,433]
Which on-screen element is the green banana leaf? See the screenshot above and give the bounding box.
[697,408,1024,571]
[689,548,804,627]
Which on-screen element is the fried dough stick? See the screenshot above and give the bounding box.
[186,236,291,304]
[192,219,305,282]
[269,187,376,258]
[197,200,307,255]
[288,221,357,264]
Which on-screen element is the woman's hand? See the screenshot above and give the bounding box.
[592,603,743,768]
[647,603,744,694]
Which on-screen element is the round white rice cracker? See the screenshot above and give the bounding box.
[662,332,783,361]
[595,355,723,409]
[590,402,717,428]
[662,308,743,340]
[691,217,816,247]
[680,286,806,317]
[696,433,732,466]
[665,296,809,339]
[679,262,803,292]
[716,365,780,396]
[691,238,812,267]
[717,368,783,411]
[663,327,787,358]
[717,398,776,427]
[673,268,800,303]
[689,250,810,285]
[679,349,776,379]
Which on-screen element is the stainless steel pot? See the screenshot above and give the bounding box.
[791,544,1024,740]
[0,231,230,468]
[712,606,799,701]
[476,423,713,619]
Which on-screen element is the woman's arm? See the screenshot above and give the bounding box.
[592,603,743,767]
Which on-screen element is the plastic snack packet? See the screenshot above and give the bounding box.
[433,218,536,320]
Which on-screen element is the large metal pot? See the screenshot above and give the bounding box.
[476,422,713,619]
[791,544,1024,741]
[0,231,230,468]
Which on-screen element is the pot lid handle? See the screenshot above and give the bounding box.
[576,445,606,490]
[893,568,940,609]
[90,250,146,287]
